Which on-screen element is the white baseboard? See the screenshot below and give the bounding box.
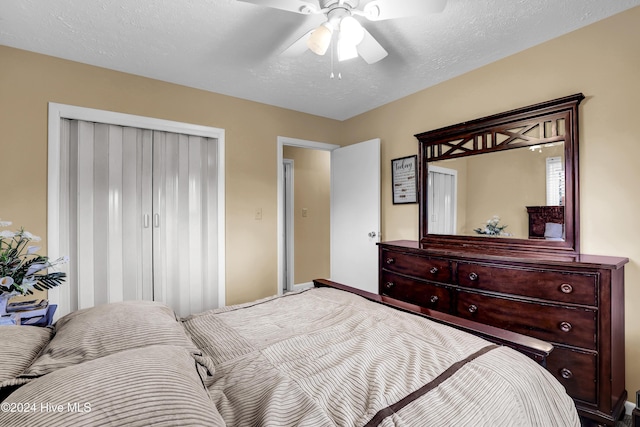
[292,282,314,292]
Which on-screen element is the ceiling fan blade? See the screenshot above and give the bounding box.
[280,29,314,57]
[237,0,320,15]
[357,28,388,64]
[363,0,446,21]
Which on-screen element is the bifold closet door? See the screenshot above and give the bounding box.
[61,119,154,313]
[428,167,457,235]
[151,131,219,317]
[59,119,219,317]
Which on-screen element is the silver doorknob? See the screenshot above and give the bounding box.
[368,231,377,238]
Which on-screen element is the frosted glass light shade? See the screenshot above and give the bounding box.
[337,39,358,61]
[339,16,364,45]
[307,23,333,55]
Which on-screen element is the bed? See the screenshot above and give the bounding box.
[0,280,580,426]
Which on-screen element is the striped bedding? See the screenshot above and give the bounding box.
[183,287,580,427]
[0,288,580,426]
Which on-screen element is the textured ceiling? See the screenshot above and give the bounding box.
[1,0,639,120]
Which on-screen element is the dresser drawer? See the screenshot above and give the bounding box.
[546,347,597,404]
[381,249,452,284]
[455,290,597,350]
[457,262,597,306]
[380,271,451,312]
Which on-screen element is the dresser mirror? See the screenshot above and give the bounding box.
[415,94,584,254]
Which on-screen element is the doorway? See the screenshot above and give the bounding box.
[277,137,381,296]
[278,137,338,295]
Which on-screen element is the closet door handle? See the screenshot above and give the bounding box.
[144,214,150,228]
[154,214,160,228]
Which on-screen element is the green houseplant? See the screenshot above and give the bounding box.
[0,219,68,315]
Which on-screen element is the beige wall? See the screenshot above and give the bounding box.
[0,45,344,306]
[282,146,331,284]
[341,6,640,398]
[2,4,640,398]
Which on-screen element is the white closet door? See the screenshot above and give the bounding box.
[63,120,153,312]
[60,120,220,317]
[152,131,219,317]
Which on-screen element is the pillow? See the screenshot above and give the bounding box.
[0,326,53,397]
[0,326,52,383]
[22,300,198,377]
[544,222,563,239]
[0,345,225,427]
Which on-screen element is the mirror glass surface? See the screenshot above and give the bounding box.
[427,141,565,240]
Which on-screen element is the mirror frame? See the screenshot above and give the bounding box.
[415,93,584,255]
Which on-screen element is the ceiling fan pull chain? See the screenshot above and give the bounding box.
[330,35,335,78]
[328,35,343,80]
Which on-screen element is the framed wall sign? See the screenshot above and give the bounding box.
[391,155,417,204]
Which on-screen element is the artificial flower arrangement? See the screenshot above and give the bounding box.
[473,215,512,237]
[0,219,68,304]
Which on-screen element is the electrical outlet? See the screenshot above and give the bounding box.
[302,208,308,217]
[255,208,262,220]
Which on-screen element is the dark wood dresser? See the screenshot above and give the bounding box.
[378,240,628,426]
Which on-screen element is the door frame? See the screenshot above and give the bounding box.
[277,136,339,296]
[47,102,226,314]
[282,158,294,293]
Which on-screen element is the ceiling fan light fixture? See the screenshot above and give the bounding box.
[337,38,358,61]
[307,23,333,56]
[339,16,364,46]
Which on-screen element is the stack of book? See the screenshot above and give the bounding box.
[5,299,50,325]
[0,312,20,326]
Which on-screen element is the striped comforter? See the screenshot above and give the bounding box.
[183,287,580,427]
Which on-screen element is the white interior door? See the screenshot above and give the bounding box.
[330,138,380,293]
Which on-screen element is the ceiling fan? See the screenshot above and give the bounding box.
[237,0,447,64]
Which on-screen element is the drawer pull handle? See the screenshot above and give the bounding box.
[430,295,439,304]
[559,321,572,333]
[385,282,395,290]
[560,283,573,294]
[468,272,478,281]
[467,304,478,313]
[560,368,573,379]
[430,267,439,274]
[386,258,395,265]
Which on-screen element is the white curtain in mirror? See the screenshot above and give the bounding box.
[57,119,219,317]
